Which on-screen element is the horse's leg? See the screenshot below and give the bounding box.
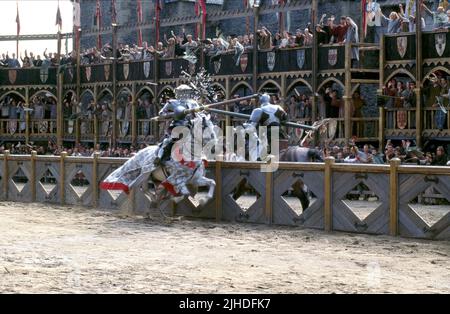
[233,178,247,200]
[194,176,216,206]
[292,181,310,212]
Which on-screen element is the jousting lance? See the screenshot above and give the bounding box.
[151,93,317,131]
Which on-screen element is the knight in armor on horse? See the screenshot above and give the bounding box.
[242,93,288,160]
[100,82,216,206]
[155,83,218,166]
[154,84,196,166]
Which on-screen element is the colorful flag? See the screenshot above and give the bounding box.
[94,0,102,48]
[72,0,81,28]
[94,0,102,27]
[155,0,163,44]
[278,0,285,33]
[16,2,20,36]
[111,0,117,24]
[56,2,62,31]
[362,0,367,37]
[195,0,207,40]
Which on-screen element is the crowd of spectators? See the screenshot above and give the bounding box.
[2,136,449,167]
[318,139,450,166]
[0,1,448,70]
[0,141,145,158]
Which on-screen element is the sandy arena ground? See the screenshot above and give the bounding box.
[0,202,449,294]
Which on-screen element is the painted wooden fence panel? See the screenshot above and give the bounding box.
[220,167,267,224]
[0,152,448,240]
[7,158,32,202]
[0,159,4,200]
[272,170,325,229]
[64,160,94,207]
[398,173,450,240]
[35,159,60,203]
[97,161,130,211]
[332,172,390,235]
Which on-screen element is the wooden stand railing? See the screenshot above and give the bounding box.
[0,152,448,240]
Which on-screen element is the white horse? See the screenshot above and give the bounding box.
[100,143,216,215]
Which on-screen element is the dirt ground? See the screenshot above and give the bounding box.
[0,202,449,294]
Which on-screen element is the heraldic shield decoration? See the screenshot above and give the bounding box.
[143,62,150,78]
[8,70,17,84]
[104,64,111,80]
[67,120,74,134]
[40,67,49,83]
[435,33,446,57]
[397,110,407,130]
[214,58,221,74]
[267,52,276,71]
[240,54,248,72]
[297,50,305,69]
[397,36,408,59]
[85,66,92,82]
[165,61,172,76]
[123,63,130,80]
[67,68,74,82]
[328,49,337,66]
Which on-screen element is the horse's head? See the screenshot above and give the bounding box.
[300,119,337,147]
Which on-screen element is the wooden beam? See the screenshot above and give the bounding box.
[389,158,401,236]
[60,151,67,205]
[0,33,73,41]
[215,157,223,222]
[344,43,352,140]
[379,35,385,146]
[2,151,9,200]
[131,82,137,146]
[415,0,423,148]
[112,24,118,149]
[57,73,64,148]
[30,151,37,202]
[92,152,100,208]
[350,79,380,84]
[75,28,81,145]
[324,157,335,232]
[252,7,259,93]
[265,170,273,225]
[311,0,318,124]
[25,87,30,146]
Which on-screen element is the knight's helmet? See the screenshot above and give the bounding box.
[175,84,196,101]
[259,93,271,107]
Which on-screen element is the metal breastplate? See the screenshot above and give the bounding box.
[261,105,283,126]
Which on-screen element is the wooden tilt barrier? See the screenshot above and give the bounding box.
[0,151,448,240]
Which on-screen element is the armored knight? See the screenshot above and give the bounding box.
[155,84,217,165]
[155,85,197,165]
[244,94,288,143]
[243,94,288,160]
[154,84,215,199]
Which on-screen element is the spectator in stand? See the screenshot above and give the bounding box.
[20,50,33,68]
[431,146,449,165]
[303,28,313,46]
[287,95,298,118]
[384,9,409,34]
[257,26,272,50]
[422,3,449,29]
[6,53,21,68]
[345,17,359,66]
[331,16,349,43]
